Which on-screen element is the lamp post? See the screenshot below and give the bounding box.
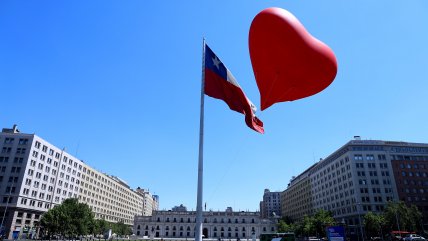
[395,204,401,239]
[0,178,15,238]
[356,202,364,241]
[389,199,401,239]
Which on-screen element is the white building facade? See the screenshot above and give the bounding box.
[281,138,428,237]
[0,125,157,239]
[281,165,314,221]
[134,209,277,239]
[136,188,158,217]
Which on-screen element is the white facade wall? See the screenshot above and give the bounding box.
[281,170,313,221]
[308,141,399,225]
[0,126,153,239]
[134,210,277,239]
[136,188,158,216]
[281,139,428,236]
[78,165,144,224]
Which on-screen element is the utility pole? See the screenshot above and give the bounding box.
[357,202,364,241]
[0,179,15,238]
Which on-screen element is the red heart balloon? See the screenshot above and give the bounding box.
[249,7,338,111]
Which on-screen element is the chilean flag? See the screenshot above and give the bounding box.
[204,44,264,134]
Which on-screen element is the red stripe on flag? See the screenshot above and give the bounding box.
[204,68,264,134]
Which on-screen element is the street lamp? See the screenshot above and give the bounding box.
[0,178,15,238]
[395,202,401,239]
[356,202,364,241]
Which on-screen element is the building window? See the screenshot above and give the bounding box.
[19,139,28,145]
[16,148,26,154]
[369,171,377,176]
[359,179,367,185]
[357,171,366,177]
[3,138,14,144]
[354,155,363,161]
[2,197,13,203]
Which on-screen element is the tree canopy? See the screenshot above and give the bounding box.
[383,201,423,233]
[40,198,132,238]
[278,201,423,240]
[285,209,335,238]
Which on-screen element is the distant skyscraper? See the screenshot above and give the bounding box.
[136,188,158,216]
[172,204,187,212]
[152,195,159,212]
[260,189,281,218]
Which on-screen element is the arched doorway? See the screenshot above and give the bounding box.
[203,228,208,238]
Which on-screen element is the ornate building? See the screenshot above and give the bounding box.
[134,208,277,239]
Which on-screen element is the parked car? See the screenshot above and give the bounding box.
[404,234,426,241]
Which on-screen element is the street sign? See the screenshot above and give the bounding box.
[326,226,346,241]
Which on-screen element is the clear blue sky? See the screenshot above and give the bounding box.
[1,1,427,212]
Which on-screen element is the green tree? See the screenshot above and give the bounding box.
[383,201,423,233]
[296,215,316,237]
[112,221,132,236]
[313,209,334,238]
[364,212,385,239]
[278,220,294,233]
[40,207,62,239]
[63,198,94,237]
[408,204,423,231]
[94,219,109,236]
[293,210,335,238]
[40,198,95,239]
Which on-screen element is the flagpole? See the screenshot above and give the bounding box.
[195,38,206,241]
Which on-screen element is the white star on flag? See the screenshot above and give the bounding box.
[212,56,221,70]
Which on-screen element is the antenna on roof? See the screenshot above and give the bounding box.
[75,139,80,157]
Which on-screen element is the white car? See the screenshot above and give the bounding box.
[404,234,426,241]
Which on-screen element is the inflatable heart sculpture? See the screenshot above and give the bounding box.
[249,7,338,111]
